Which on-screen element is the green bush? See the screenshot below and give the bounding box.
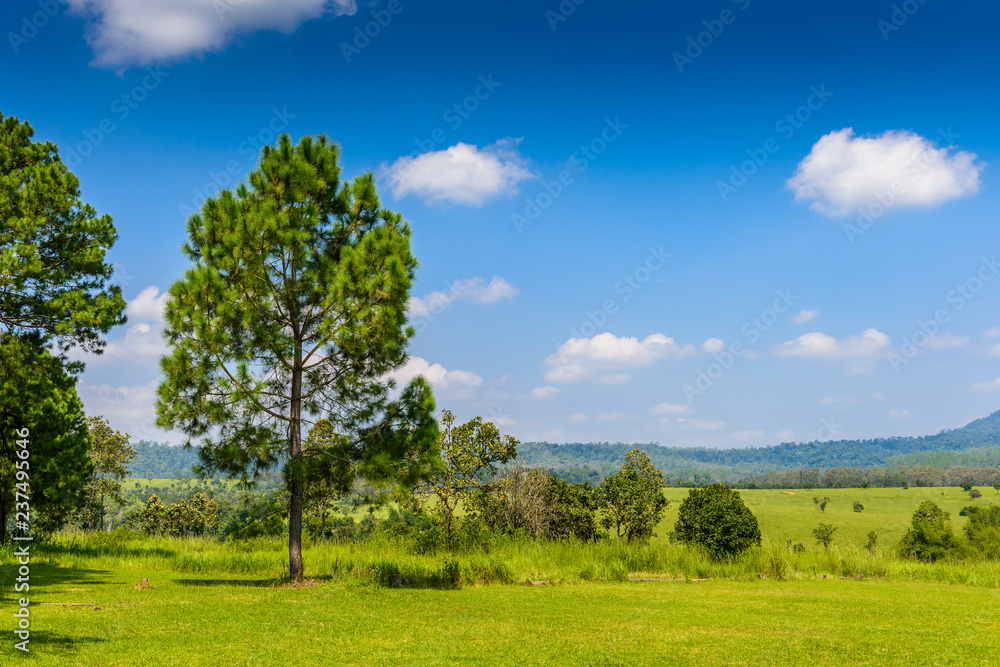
[674,484,761,560]
[899,501,959,563]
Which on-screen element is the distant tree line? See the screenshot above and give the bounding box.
[735,464,1000,489]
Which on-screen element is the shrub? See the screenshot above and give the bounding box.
[866,530,878,552]
[853,501,864,512]
[674,484,761,560]
[898,501,958,562]
[813,523,837,550]
[813,496,830,512]
[969,489,982,499]
[960,482,974,492]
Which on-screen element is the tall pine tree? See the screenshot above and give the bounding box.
[156,134,439,580]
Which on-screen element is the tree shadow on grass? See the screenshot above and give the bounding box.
[22,630,109,656]
[0,565,120,607]
[175,577,290,588]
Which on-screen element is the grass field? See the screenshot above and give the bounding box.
[3,485,999,665]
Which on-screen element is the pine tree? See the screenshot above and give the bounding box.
[156,134,439,580]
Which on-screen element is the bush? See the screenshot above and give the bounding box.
[899,501,958,563]
[969,489,982,499]
[960,482,974,492]
[853,501,864,512]
[674,484,760,560]
[813,523,837,550]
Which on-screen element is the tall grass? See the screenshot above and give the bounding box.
[7,530,1000,589]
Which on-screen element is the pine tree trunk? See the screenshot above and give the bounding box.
[288,342,305,582]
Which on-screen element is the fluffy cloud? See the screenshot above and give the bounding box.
[408,276,518,319]
[969,377,1000,393]
[731,429,766,441]
[775,429,795,442]
[983,327,1000,340]
[701,337,725,353]
[793,309,819,323]
[391,356,483,399]
[568,412,589,423]
[787,128,983,217]
[66,0,356,68]
[544,333,696,383]
[775,328,890,359]
[70,286,168,366]
[887,409,914,419]
[76,379,179,442]
[597,373,631,385]
[530,386,560,399]
[649,402,692,416]
[381,139,534,205]
[659,417,726,432]
[924,333,969,349]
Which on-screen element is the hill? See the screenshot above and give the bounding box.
[517,409,1000,482]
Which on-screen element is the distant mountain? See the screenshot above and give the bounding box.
[516,410,1000,482]
[129,440,202,479]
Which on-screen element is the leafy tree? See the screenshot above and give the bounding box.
[136,494,165,535]
[0,113,126,353]
[813,523,837,549]
[81,416,137,531]
[674,483,761,559]
[969,489,982,499]
[853,500,864,512]
[898,501,958,562]
[960,482,973,492]
[544,475,600,541]
[472,464,554,539]
[0,335,93,539]
[813,496,830,512]
[994,483,1000,495]
[155,134,439,581]
[223,490,287,540]
[866,530,878,552]
[598,449,668,543]
[961,505,1000,559]
[0,114,126,541]
[420,410,518,551]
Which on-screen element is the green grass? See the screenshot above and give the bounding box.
[3,485,999,664]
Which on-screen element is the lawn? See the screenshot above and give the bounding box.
[3,568,999,666]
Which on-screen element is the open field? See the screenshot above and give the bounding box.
[3,485,999,665]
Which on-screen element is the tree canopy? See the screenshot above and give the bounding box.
[156,134,439,580]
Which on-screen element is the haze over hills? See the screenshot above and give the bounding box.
[131,410,1000,483]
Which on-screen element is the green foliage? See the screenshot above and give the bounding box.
[969,489,982,499]
[225,491,287,540]
[544,475,600,541]
[80,416,137,531]
[674,483,761,559]
[0,335,93,539]
[0,113,126,353]
[813,523,837,549]
[598,450,668,543]
[898,501,958,562]
[961,505,1000,559]
[155,133,439,580]
[814,496,830,511]
[866,531,878,552]
[995,483,1000,495]
[853,500,864,512]
[960,482,973,492]
[421,410,518,550]
[136,492,220,537]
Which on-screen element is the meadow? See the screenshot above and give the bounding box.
[3,485,999,665]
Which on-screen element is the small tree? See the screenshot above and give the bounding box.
[866,530,878,552]
[137,494,165,535]
[994,482,1000,495]
[853,500,864,513]
[82,416,137,531]
[421,410,518,551]
[969,489,982,499]
[473,463,553,538]
[598,449,668,543]
[898,501,957,562]
[813,523,837,550]
[960,482,973,492]
[674,484,761,559]
[813,496,830,512]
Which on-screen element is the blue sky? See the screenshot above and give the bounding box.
[4,0,1000,448]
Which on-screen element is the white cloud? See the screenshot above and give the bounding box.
[649,402,692,416]
[887,409,914,419]
[987,343,1000,357]
[983,328,1000,340]
[659,417,726,432]
[530,386,560,399]
[70,286,168,366]
[486,415,516,427]
[872,392,885,400]
[701,337,725,353]
[381,139,534,205]
[544,332,697,383]
[924,333,969,349]
[775,429,795,441]
[787,128,983,217]
[731,429,766,441]
[970,377,1000,393]
[391,356,483,399]
[408,276,518,319]
[818,396,839,404]
[596,411,634,422]
[597,373,631,385]
[775,328,890,359]
[66,0,355,69]
[793,309,819,323]
[568,412,589,423]
[76,378,179,443]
